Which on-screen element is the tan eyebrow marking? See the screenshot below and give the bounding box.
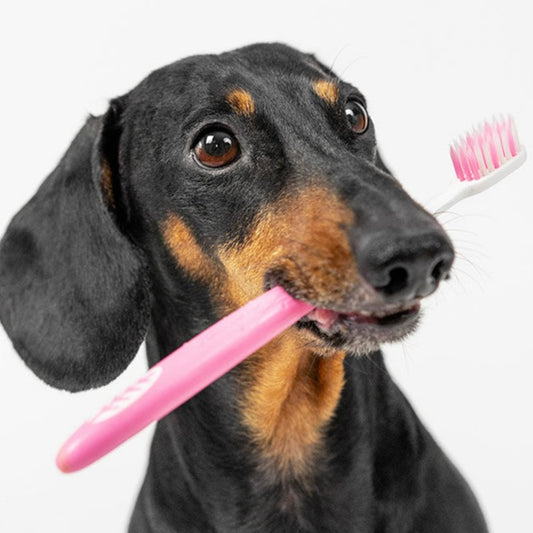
[312,79,339,105]
[226,88,256,117]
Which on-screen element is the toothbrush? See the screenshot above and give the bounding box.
[427,115,526,213]
[56,114,526,474]
[56,286,313,473]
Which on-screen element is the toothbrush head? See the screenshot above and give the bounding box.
[449,115,523,182]
[427,115,526,213]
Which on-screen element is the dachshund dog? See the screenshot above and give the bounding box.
[0,43,488,532]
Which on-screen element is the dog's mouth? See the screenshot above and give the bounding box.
[307,302,420,329]
[264,271,422,353]
[296,299,421,352]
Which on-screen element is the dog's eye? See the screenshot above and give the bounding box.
[193,130,240,168]
[345,101,369,134]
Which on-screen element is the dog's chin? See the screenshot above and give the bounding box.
[296,302,421,355]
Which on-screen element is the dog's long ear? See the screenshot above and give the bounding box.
[0,101,151,392]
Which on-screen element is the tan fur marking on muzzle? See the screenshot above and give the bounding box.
[217,186,357,309]
[161,214,218,283]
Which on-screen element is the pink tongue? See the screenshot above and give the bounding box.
[307,308,339,329]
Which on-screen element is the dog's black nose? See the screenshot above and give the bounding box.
[358,232,454,302]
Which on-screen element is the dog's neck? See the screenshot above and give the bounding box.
[137,283,425,531]
[145,300,348,473]
[232,330,346,479]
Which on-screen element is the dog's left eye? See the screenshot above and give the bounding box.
[345,100,369,134]
[193,130,240,168]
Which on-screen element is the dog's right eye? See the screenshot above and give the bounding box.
[193,130,240,168]
[345,100,369,134]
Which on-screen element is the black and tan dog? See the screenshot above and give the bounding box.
[0,43,488,532]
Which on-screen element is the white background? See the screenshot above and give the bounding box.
[0,1,531,531]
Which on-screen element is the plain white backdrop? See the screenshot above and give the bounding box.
[0,1,531,531]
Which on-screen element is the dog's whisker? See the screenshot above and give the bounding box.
[453,248,489,274]
[440,226,479,237]
[359,351,387,378]
[327,44,352,75]
[435,210,492,223]
[447,269,469,295]
[399,340,413,370]
[452,246,489,262]
[449,265,486,292]
[338,55,365,81]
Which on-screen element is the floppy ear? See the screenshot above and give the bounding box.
[0,101,151,392]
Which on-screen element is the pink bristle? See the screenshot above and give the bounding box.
[457,140,473,181]
[450,115,522,182]
[466,143,481,180]
[479,124,494,172]
[493,116,506,164]
[475,125,491,174]
[506,116,518,157]
[485,122,501,169]
[467,131,486,179]
[495,117,510,160]
[450,144,465,181]
[473,127,489,176]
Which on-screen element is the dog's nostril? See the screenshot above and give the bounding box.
[381,266,410,296]
[430,259,446,283]
[357,231,454,303]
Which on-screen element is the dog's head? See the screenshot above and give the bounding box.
[0,43,453,392]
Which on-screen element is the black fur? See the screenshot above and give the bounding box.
[0,43,488,532]
[0,111,151,391]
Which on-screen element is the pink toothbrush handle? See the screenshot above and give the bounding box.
[56,287,313,473]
